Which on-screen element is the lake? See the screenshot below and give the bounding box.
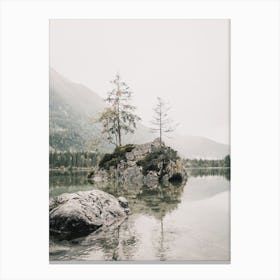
[49,169,230,262]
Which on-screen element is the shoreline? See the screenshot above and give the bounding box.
[49,167,94,172]
[49,166,230,172]
[185,167,230,170]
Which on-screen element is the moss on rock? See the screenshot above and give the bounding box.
[136,146,179,178]
[98,144,135,170]
[95,140,187,186]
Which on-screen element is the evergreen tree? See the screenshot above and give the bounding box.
[224,155,230,167]
[98,74,141,147]
[150,97,177,145]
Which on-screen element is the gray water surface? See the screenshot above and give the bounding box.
[49,170,230,262]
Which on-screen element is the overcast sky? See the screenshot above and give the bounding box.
[50,19,229,145]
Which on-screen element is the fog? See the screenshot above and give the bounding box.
[50,19,229,145]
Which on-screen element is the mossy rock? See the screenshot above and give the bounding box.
[98,144,135,170]
[136,146,179,177]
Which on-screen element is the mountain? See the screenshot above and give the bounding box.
[166,134,229,159]
[49,68,229,158]
[49,68,106,151]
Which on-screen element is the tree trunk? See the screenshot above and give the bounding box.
[116,83,122,147]
[159,104,162,146]
[117,102,121,146]
[118,125,121,147]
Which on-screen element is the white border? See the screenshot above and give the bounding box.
[0,1,279,279]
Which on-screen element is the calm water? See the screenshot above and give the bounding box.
[49,169,230,262]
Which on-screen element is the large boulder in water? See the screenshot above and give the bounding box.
[90,138,187,186]
[49,189,130,240]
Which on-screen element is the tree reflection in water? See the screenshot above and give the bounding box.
[49,169,230,261]
[135,183,185,260]
[188,168,230,180]
[49,180,185,261]
[99,181,184,260]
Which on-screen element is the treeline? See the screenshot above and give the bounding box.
[188,168,230,180]
[49,151,100,169]
[183,155,230,168]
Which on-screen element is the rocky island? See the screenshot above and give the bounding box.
[89,138,187,187]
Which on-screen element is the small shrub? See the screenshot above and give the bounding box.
[115,144,135,154]
[98,153,114,169]
[98,144,135,170]
[136,145,179,177]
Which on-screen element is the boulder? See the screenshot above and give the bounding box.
[123,165,144,185]
[162,174,170,186]
[143,171,159,187]
[49,189,129,240]
[93,138,187,186]
[125,138,161,161]
[166,159,188,182]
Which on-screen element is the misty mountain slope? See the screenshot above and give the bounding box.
[165,135,229,159]
[49,68,106,151]
[49,68,229,158]
[50,68,105,116]
[123,124,229,159]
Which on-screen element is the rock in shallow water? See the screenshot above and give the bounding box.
[92,139,187,185]
[49,189,129,240]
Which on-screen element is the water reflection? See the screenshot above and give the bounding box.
[50,216,139,261]
[50,173,185,260]
[187,168,230,180]
[49,169,230,261]
[135,184,185,261]
[135,183,184,219]
[49,171,95,197]
[50,171,89,187]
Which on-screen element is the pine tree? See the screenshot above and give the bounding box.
[150,97,177,146]
[98,74,141,147]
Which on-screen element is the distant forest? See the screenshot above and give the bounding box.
[183,155,230,168]
[49,151,100,169]
[49,151,230,170]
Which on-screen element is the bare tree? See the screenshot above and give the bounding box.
[150,97,177,145]
[98,74,141,147]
